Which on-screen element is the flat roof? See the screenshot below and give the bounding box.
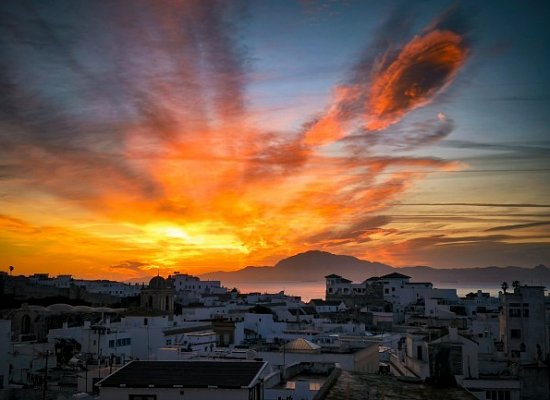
[97,360,266,389]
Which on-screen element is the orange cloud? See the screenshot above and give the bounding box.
[303,85,361,146]
[0,3,480,278]
[303,24,468,146]
[366,30,467,131]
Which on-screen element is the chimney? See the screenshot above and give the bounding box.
[449,327,458,341]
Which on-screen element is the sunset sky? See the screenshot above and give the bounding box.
[1,0,549,280]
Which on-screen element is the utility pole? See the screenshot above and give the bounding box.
[85,361,88,393]
[42,350,49,400]
[96,326,103,380]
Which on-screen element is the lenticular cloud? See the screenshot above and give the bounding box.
[366,30,468,131]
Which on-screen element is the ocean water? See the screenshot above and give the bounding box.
[223,281,504,302]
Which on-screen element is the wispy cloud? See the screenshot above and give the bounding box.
[386,235,550,268]
[302,6,469,146]
[485,221,550,232]
[7,2,544,275]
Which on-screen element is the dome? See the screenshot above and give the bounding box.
[149,276,167,289]
[282,338,321,353]
[47,304,75,313]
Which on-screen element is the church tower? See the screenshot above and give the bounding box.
[140,275,175,315]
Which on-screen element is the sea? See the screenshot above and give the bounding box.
[222,281,509,302]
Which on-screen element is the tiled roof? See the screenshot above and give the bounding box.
[282,338,321,353]
[97,360,266,389]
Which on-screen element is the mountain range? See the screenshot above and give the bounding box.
[199,250,550,287]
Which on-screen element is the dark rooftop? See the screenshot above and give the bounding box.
[380,272,411,280]
[325,371,476,400]
[310,299,342,306]
[163,324,212,336]
[97,360,266,389]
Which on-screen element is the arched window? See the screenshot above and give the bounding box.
[148,295,153,308]
[165,296,170,311]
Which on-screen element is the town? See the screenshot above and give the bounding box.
[0,269,548,400]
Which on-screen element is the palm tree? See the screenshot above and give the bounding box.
[501,281,508,294]
[9,265,14,276]
[512,280,520,290]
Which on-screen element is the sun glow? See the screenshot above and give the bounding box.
[146,224,250,252]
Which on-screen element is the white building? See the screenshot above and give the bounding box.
[172,273,227,300]
[8,341,54,386]
[326,272,458,323]
[309,299,347,314]
[31,274,141,297]
[47,314,219,363]
[163,325,217,353]
[404,327,479,381]
[0,320,10,389]
[40,274,73,288]
[48,320,133,363]
[258,338,378,373]
[73,279,141,297]
[499,285,547,363]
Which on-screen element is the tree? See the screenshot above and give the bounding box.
[512,280,520,290]
[501,281,508,294]
[9,265,14,276]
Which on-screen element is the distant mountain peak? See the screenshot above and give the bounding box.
[199,251,550,287]
[199,249,393,283]
[274,250,376,269]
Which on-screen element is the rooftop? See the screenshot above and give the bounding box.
[97,360,267,389]
[379,272,411,280]
[282,338,321,353]
[325,372,476,400]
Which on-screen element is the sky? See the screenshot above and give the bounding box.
[1,0,550,280]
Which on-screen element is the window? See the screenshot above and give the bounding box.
[523,308,529,317]
[509,308,521,318]
[143,318,148,326]
[385,289,389,294]
[392,287,395,292]
[109,340,115,348]
[511,329,521,339]
[129,395,157,400]
[450,345,463,375]
[486,390,510,400]
[116,338,131,347]
[417,345,423,361]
